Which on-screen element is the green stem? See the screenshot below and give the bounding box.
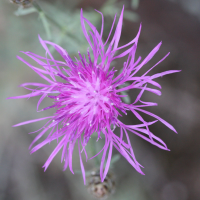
[32,1,77,40]
[33,1,62,30]
[89,135,100,167]
[32,1,51,39]
[39,12,51,39]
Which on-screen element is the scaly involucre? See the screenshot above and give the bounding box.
[9,7,180,183]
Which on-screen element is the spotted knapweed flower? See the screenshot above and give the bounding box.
[8,7,180,183]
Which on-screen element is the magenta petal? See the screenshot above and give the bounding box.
[135,108,177,133]
[100,131,109,181]
[7,91,42,99]
[103,138,113,181]
[133,84,147,104]
[142,52,170,77]
[111,6,124,51]
[19,82,50,87]
[13,116,53,127]
[95,9,104,38]
[80,9,93,49]
[43,136,66,171]
[151,70,181,79]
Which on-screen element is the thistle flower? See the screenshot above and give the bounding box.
[8,7,180,183]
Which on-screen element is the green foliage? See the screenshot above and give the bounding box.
[14,6,36,16]
[131,0,140,9]
[123,10,139,22]
[12,0,140,57]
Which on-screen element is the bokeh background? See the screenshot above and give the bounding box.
[1,0,200,199]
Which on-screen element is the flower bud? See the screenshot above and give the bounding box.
[87,169,115,199]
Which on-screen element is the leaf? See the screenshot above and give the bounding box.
[131,0,140,9]
[123,11,139,22]
[110,154,120,165]
[121,91,131,104]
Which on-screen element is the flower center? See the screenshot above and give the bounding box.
[69,73,112,115]
[56,68,120,129]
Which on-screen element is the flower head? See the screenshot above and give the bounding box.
[8,7,180,183]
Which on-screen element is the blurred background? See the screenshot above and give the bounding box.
[1,0,200,199]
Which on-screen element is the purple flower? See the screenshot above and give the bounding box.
[8,7,180,183]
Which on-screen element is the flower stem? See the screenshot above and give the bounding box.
[89,135,100,167]
[32,1,51,39]
[32,1,77,41]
